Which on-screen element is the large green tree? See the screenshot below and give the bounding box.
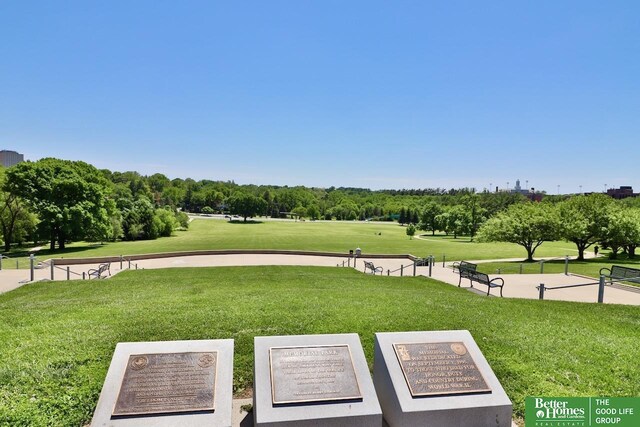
[5,158,112,250]
[600,206,640,259]
[227,193,267,222]
[477,202,560,261]
[0,167,37,251]
[419,201,444,235]
[462,194,486,241]
[558,194,613,261]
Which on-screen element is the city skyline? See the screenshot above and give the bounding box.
[2,1,638,194]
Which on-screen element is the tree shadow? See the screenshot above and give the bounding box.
[228,220,263,225]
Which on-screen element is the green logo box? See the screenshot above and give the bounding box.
[526,397,639,427]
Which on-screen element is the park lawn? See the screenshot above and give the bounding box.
[0,267,638,426]
[478,255,640,285]
[5,219,578,267]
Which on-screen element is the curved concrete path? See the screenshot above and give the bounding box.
[1,253,639,306]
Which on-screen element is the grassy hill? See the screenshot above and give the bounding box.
[1,266,638,425]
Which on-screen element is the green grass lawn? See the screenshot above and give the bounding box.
[5,218,581,266]
[0,266,638,426]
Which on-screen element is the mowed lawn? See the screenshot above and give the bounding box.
[0,266,638,426]
[10,218,580,265]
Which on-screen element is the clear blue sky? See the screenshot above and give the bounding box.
[1,1,638,193]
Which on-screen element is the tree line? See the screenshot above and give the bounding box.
[477,194,640,261]
[1,158,638,256]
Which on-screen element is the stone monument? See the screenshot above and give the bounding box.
[373,330,512,426]
[253,333,383,426]
[91,339,234,427]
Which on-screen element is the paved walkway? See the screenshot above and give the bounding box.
[1,253,639,306]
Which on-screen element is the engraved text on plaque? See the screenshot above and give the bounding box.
[113,352,217,417]
[269,345,362,405]
[393,342,491,397]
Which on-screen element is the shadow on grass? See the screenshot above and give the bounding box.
[228,220,263,225]
[4,244,105,259]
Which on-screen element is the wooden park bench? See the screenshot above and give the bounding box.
[363,260,384,275]
[452,261,477,287]
[88,262,111,279]
[469,271,505,297]
[599,265,640,285]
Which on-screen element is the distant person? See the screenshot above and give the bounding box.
[594,245,599,257]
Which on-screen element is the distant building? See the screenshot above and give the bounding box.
[0,150,24,167]
[606,186,638,200]
[506,179,544,201]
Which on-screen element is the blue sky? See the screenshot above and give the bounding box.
[1,1,638,193]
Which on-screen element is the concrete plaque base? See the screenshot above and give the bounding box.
[374,330,512,427]
[91,339,233,427]
[254,333,383,427]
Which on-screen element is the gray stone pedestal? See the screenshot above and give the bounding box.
[374,330,512,427]
[253,333,382,427]
[91,339,234,427]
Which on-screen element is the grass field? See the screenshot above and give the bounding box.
[0,266,638,426]
[5,218,582,266]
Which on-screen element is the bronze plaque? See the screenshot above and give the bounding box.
[112,352,217,417]
[393,342,491,397]
[269,344,363,405]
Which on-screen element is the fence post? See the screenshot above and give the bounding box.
[83,272,86,280]
[598,275,605,303]
[519,264,523,274]
[538,283,545,300]
[135,264,138,270]
[67,266,70,281]
[564,255,569,276]
[50,259,55,280]
[30,254,34,282]
[128,259,131,269]
[400,265,404,277]
[540,260,544,274]
[413,260,417,276]
[387,269,390,276]
[442,254,446,268]
[120,255,123,270]
[428,257,433,277]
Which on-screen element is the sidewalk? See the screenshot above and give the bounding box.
[2,253,639,306]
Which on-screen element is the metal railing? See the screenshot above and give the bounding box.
[0,254,19,270]
[536,273,640,303]
[492,256,573,276]
[386,256,435,277]
[21,254,139,282]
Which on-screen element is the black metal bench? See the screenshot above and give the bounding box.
[88,262,111,279]
[452,261,477,286]
[363,261,383,275]
[469,271,505,297]
[599,265,640,285]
